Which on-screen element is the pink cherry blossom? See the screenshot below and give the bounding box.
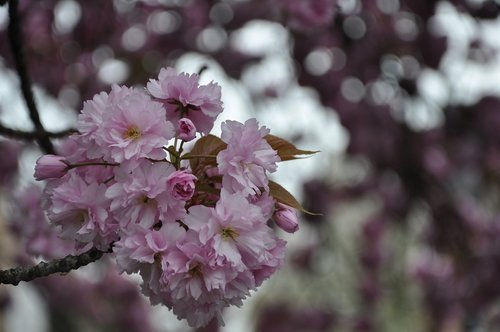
[44,171,118,250]
[160,235,255,327]
[147,67,223,134]
[114,222,185,277]
[34,154,69,180]
[167,170,197,201]
[245,237,286,287]
[106,161,186,229]
[76,91,109,159]
[217,119,280,196]
[91,85,175,163]
[248,192,276,221]
[185,190,281,269]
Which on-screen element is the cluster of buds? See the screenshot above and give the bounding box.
[34,67,315,327]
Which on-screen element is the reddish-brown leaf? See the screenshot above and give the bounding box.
[185,135,227,175]
[265,134,318,161]
[269,181,319,215]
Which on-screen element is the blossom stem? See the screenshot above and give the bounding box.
[0,247,110,285]
[180,154,217,160]
[68,161,119,169]
[147,158,171,164]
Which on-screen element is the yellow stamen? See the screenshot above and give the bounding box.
[220,227,239,240]
[123,126,141,140]
[138,194,149,204]
[189,264,202,278]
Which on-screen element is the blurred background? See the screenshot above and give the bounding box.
[1,0,500,331]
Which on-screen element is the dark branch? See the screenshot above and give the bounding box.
[197,64,209,76]
[8,0,55,154]
[0,122,77,140]
[0,247,109,286]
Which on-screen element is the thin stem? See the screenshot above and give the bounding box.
[147,158,171,164]
[179,141,185,154]
[67,161,119,169]
[197,64,208,76]
[0,247,110,286]
[180,154,217,160]
[8,0,54,154]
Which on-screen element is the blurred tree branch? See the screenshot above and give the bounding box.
[0,122,77,140]
[0,247,109,285]
[7,0,54,153]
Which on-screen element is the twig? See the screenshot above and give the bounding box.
[0,247,109,285]
[0,122,77,140]
[197,64,209,76]
[8,0,54,154]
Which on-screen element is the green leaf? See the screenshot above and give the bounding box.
[185,135,227,175]
[265,134,319,161]
[269,181,320,215]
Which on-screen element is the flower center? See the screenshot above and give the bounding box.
[189,264,202,278]
[77,210,88,223]
[123,126,141,140]
[220,227,239,241]
[138,194,150,204]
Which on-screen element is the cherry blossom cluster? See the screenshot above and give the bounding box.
[34,67,311,327]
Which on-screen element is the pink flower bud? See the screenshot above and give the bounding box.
[205,166,219,178]
[274,203,299,233]
[167,170,197,201]
[177,118,196,142]
[34,154,69,180]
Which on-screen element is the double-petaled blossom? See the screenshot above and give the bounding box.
[75,91,109,159]
[186,190,286,275]
[161,190,286,326]
[217,119,280,196]
[185,190,267,267]
[106,161,186,229]
[78,85,175,164]
[44,171,118,250]
[114,223,186,294]
[147,67,223,134]
[161,238,255,327]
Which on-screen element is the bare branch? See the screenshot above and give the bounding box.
[0,247,109,286]
[8,0,54,154]
[0,122,77,140]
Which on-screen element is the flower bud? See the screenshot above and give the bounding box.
[34,154,69,180]
[274,203,299,233]
[167,170,197,201]
[177,118,196,142]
